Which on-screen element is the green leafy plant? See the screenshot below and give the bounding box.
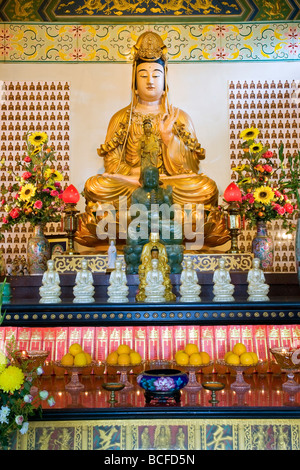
[278,145,300,210]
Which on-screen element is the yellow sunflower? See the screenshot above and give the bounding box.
[240,127,260,141]
[31,146,42,156]
[250,142,263,154]
[253,186,274,205]
[44,168,54,179]
[232,164,246,172]
[28,131,48,147]
[52,170,63,182]
[19,183,36,202]
[239,177,252,185]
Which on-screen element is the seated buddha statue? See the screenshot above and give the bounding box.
[136,232,175,302]
[76,31,229,249]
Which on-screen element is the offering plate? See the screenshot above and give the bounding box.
[270,347,300,393]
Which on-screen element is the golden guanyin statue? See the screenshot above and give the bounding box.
[76,31,229,249]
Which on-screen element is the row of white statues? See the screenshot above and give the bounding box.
[39,257,269,304]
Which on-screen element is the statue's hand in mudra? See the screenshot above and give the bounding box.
[159,105,179,147]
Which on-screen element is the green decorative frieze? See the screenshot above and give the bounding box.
[0,22,299,62]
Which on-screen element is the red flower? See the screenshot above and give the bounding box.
[9,207,21,219]
[50,190,59,197]
[2,217,8,223]
[24,156,31,163]
[22,171,32,180]
[263,164,273,173]
[284,203,294,214]
[262,151,273,159]
[273,204,285,215]
[34,200,43,209]
[274,189,282,198]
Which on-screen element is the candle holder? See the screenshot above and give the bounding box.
[62,184,80,255]
[223,182,242,254]
[63,205,79,255]
[226,201,241,254]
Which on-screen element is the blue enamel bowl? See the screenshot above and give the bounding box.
[137,368,188,393]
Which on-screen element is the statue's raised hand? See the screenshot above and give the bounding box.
[159,106,179,146]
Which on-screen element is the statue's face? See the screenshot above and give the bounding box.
[136,62,164,102]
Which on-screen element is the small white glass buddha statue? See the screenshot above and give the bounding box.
[73,258,95,303]
[145,258,166,303]
[247,258,269,302]
[179,258,201,302]
[213,258,235,302]
[107,239,117,270]
[107,259,129,303]
[39,259,61,304]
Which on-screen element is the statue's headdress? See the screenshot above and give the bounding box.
[131,31,168,63]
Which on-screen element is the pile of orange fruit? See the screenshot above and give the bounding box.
[224,343,259,366]
[61,343,93,367]
[174,343,211,366]
[106,344,142,366]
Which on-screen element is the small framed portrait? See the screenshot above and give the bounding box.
[47,235,68,257]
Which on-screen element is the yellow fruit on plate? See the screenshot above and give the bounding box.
[232,343,247,356]
[226,353,240,365]
[84,352,92,365]
[118,353,131,365]
[74,352,87,367]
[69,343,82,356]
[175,350,184,360]
[176,351,189,365]
[185,343,199,356]
[117,344,131,355]
[250,352,258,364]
[61,353,74,367]
[240,352,254,366]
[224,351,233,362]
[189,352,202,366]
[106,351,118,365]
[200,351,210,365]
[130,351,142,365]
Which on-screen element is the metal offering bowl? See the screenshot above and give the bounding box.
[202,381,225,405]
[102,382,125,404]
[102,382,126,392]
[202,381,225,392]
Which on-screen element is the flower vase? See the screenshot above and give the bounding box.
[252,221,274,271]
[296,218,300,287]
[27,225,50,275]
